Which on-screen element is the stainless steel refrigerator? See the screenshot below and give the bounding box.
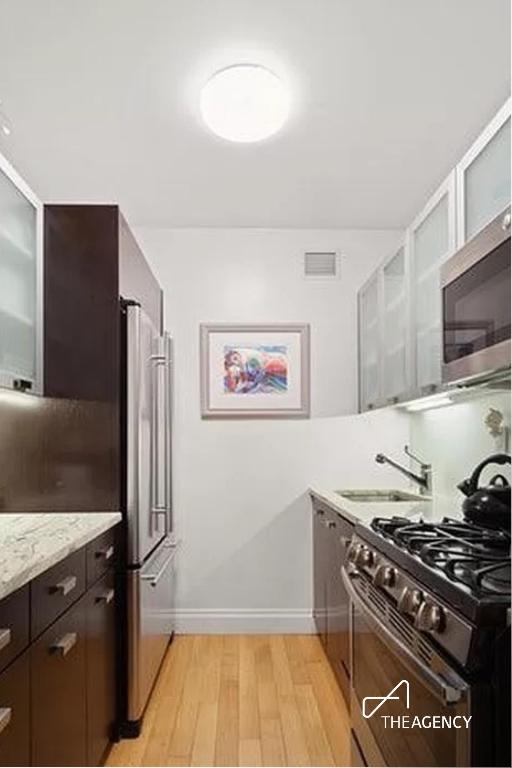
[122,301,176,732]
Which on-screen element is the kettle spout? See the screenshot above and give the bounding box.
[457,478,472,497]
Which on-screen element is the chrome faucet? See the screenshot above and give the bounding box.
[375,445,432,495]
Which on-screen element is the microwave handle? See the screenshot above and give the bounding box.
[341,567,468,706]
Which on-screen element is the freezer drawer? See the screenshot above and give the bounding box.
[127,538,177,723]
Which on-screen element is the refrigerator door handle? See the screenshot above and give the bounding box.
[164,334,173,537]
[150,352,167,531]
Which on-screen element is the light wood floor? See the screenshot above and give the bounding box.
[107,635,351,767]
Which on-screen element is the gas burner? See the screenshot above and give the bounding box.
[370,516,511,598]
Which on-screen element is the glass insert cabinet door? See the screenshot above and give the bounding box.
[358,273,381,410]
[409,172,456,392]
[0,151,42,392]
[382,245,408,402]
[457,99,511,247]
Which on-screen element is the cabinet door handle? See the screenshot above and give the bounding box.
[52,575,77,596]
[96,588,115,605]
[324,520,336,529]
[0,707,12,736]
[315,508,325,515]
[0,628,11,653]
[51,632,77,657]
[339,536,351,547]
[96,545,114,561]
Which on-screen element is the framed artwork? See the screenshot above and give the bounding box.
[200,324,310,418]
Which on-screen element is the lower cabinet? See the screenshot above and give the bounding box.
[312,501,353,704]
[313,507,329,642]
[0,650,30,768]
[0,525,119,767]
[86,571,116,767]
[31,599,87,767]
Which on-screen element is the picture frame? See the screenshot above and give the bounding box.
[200,323,310,418]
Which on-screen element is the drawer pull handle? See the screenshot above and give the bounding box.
[52,575,77,596]
[51,632,77,657]
[0,628,11,653]
[96,588,115,605]
[0,707,12,736]
[96,545,114,561]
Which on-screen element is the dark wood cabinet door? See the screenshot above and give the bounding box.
[31,597,87,767]
[325,510,353,703]
[44,204,119,403]
[86,570,116,766]
[312,505,328,643]
[0,586,29,675]
[0,651,30,768]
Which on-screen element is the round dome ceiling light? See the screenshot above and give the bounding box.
[200,64,289,143]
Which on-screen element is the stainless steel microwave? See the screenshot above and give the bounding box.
[441,206,511,385]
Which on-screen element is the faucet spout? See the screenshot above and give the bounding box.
[375,450,431,495]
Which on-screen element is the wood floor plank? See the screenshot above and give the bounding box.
[294,683,336,767]
[239,635,260,741]
[307,659,351,767]
[106,634,351,768]
[239,738,263,767]
[214,636,240,766]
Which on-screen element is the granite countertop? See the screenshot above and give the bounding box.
[309,485,441,526]
[0,512,122,601]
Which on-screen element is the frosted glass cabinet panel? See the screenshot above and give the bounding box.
[410,173,456,392]
[457,100,511,246]
[358,274,381,410]
[382,246,408,401]
[0,153,42,392]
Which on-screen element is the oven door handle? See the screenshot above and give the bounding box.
[342,567,468,706]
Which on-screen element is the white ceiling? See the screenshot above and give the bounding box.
[0,0,509,229]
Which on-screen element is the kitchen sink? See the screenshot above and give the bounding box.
[335,489,429,503]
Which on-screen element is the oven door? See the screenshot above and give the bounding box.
[441,206,511,384]
[342,568,471,768]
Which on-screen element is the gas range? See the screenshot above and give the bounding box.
[348,516,511,671]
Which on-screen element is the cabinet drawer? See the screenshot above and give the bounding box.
[86,528,117,587]
[31,596,87,767]
[0,650,30,768]
[0,586,29,675]
[31,548,86,639]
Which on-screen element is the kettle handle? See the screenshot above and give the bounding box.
[488,473,510,488]
[461,453,511,497]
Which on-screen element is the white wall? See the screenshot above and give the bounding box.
[410,391,511,519]
[135,227,408,632]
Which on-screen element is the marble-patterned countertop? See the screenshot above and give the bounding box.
[0,512,122,601]
[309,486,460,526]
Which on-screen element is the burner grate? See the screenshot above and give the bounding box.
[371,516,511,598]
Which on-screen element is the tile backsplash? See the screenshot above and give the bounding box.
[409,390,511,516]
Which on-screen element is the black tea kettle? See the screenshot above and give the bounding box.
[458,453,511,529]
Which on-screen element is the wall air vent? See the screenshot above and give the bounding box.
[304,251,339,278]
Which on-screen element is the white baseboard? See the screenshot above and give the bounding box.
[171,608,315,634]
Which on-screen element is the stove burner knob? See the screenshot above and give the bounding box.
[347,543,362,563]
[373,565,396,588]
[355,546,374,568]
[415,601,446,633]
[397,587,424,616]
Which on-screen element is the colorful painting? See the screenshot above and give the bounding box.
[200,324,310,418]
[223,345,288,394]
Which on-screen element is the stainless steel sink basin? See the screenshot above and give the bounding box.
[335,489,429,503]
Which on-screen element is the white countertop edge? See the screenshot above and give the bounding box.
[0,512,122,602]
[308,486,431,526]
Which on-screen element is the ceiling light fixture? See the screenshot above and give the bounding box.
[200,64,289,143]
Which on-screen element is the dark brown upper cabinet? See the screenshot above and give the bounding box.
[40,205,162,513]
[44,205,161,403]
